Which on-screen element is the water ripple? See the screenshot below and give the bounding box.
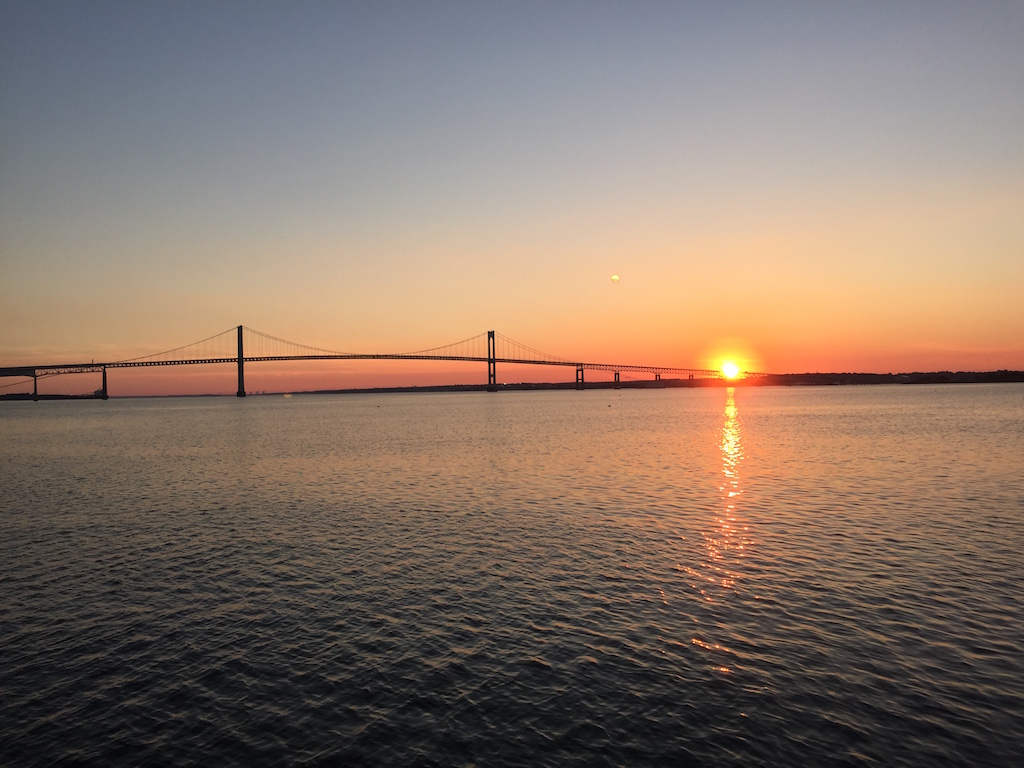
[2,387,1022,766]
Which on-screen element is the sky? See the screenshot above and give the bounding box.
[2,1,1022,395]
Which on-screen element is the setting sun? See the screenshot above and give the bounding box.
[722,361,740,379]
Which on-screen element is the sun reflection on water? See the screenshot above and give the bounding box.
[697,387,750,596]
[685,387,752,671]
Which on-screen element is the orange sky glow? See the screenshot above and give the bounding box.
[2,4,1022,397]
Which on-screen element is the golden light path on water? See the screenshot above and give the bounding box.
[710,387,748,591]
[686,387,751,673]
[692,388,749,593]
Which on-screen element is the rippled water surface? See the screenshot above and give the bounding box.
[2,385,1023,766]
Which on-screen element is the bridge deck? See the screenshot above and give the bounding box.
[2,354,726,379]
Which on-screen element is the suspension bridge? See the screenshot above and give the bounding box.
[0,326,754,399]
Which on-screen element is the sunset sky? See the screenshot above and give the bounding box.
[2,2,1022,395]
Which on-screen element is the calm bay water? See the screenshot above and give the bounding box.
[2,385,1022,766]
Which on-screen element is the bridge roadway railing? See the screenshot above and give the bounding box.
[3,355,725,379]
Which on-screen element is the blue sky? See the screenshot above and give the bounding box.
[2,1,1022,391]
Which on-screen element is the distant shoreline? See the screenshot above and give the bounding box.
[2,370,1023,400]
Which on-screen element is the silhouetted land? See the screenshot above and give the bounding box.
[307,370,1024,395]
[0,393,105,401]
[2,371,1021,400]
[755,370,1024,386]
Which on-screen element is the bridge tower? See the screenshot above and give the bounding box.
[236,325,246,397]
[487,331,497,392]
[101,366,108,400]
[576,364,585,390]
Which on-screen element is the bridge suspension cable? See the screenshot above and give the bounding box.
[404,332,490,358]
[114,326,239,364]
[242,327,353,358]
[493,332,571,364]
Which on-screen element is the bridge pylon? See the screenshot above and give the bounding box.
[576,364,585,390]
[487,331,497,391]
[236,325,246,397]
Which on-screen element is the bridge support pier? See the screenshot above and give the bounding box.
[576,365,585,390]
[614,371,620,388]
[655,373,661,381]
[33,374,38,401]
[487,331,497,392]
[101,366,108,400]
[236,325,246,397]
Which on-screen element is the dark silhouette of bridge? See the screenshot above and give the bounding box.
[0,325,754,399]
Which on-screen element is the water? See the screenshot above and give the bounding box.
[2,385,1022,766]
